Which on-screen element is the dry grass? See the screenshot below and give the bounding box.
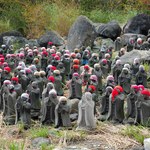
[0,120,144,150]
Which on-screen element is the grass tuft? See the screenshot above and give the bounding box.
[121,125,150,144]
[28,127,49,138]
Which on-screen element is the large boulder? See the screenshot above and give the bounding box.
[0,30,23,45]
[67,16,97,51]
[37,31,64,47]
[123,14,150,35]
[121,33,146,46]
[96,21,122,40]
[3,36,28,48]
[120,50,150,64]
[28,39,39,48]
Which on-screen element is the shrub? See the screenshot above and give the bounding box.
[0,19,12,33]
[44,0,80,36]
[87,9,138,24]
[23,2,49,38]
[0,0,26,34]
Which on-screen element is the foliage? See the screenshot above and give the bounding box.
[44,1,80,36]
[0,19,12,33]
[0,0,27,34]
[121,125,150,144]
[88,9,138,23]
[40,144,55,150]
[9,142,25,150]
[0,0,149,38]
[23,2,49,38]
[28,127,49,138]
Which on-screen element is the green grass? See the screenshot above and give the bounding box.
[121,125,150,144]
[0,19,12,33]
[87,9,138,24]
[28,127,49,138]
[40,144,55,150]
[9,142,25,150]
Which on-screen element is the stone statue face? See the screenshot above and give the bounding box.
[47,86,53,91]
[106,89,112,96]
[32,82,38,89]
[73,76,79,80]
[12,80,17,85]
[123,69,128,75]
[50,93,57,99]
[60,101,66,105]
[55,74,60,77]
[95,67,100,71]
[22,96,28,101]
[93,56,97,60]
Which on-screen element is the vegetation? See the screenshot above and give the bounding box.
[121,125,150,144]
[0,0,149,38]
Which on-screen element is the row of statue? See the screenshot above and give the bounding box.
[0,33,150,130]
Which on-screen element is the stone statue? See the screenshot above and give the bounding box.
[107,86,125,123]
[99,86,113,121]
[11,77,22,98]
[3,84,17,125]
[15,93,31,129]
[89,53,99,68]
[29,81,41,119]
[41,89,58,125]
[112,59,123,84]
[100,59,109,78]
[92,64,103,92]
[53,70,64,96]
[76,92,96,131]
[118,68,131,94]
[68,73,82,100]
[55,96,71,128]
[131,58,140,77]
[126,85,139,124]
[134,90,150,126]
[114,37,122,51]
[81,65,90,86]
[136,65,147,88]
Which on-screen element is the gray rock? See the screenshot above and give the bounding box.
[120,50,150,64]
[70,113,78,121]
[121,33,146,46]
[37,31,64,47]
[96,21,122,40]
[0,30,23,45]
[3,36,28,48]
[68,98,79,114]
[131,146,144,150]
[28,39,39,48]
[31,137,51,147]
[123,14,150,35]
[67,15,97,51]
[101,38,114,48]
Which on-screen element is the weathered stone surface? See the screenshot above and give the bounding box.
[28,39,39,48]
[3,36,28,48]
[121,33,146,46]
[37,31,64,47]
[0,30,23,45]
[120,50,150,64]
[96,21,122,40]
[68,98,79,114]
[67,16,97,51]
[31,137,51,147]
[123,14,150,35]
